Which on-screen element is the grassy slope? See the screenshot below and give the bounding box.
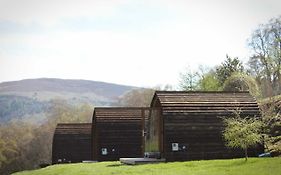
[13,158,281,175]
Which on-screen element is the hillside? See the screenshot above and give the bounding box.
[0,78,136,122]
[13,158,281,175]
[0,78,134,98]
[0,95,48,122]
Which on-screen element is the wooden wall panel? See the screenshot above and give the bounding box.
[52,123,92,164]
[92,107,149,161]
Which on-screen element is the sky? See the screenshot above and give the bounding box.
[0,0,280,88]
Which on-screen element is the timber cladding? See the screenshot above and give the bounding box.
[52,123,92,164]
[147,91,264,161]
[51,91,264,163]
[92,107,150,161]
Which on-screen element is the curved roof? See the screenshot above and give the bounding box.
[53,123,92,135]
[93,107,149,122]
[151,91,260,116]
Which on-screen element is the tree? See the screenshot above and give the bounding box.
[179,65,214,91]
[118,88,155,107]
[198,70,221,91]
[248,16,281,97]
[223,112,263,161]
[223,72,261,98]
[259,98,281,156]
[216,55,244,86]
[0,100,93,175]
[47,99,92,123]
[0,121,35,174]
[179,59,243,91]
[0,139,17,169]
[179,70,200,91]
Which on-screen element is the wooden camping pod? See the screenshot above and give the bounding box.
[92,107,150,161]
[52,91,264,163]
[52,123,92,164]
[146,91,264,161]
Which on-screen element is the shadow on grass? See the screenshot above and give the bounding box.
[106,163,126,167]
[107,162,158,167]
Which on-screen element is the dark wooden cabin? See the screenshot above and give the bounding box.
[52,123,92,164]
[145,91,264,161]
[92,107,149,161]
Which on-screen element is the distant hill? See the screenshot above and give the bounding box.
[0,78,136,122]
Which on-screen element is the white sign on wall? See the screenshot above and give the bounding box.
[101,148,108,155]
[172,143,179,151]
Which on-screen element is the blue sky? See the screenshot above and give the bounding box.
[0,0,281,88]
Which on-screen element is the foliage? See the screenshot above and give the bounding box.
[0,100,93,175]
[223,72,261,97]
[0,121,36,174]
[179,66,221,91]
[0,138,18,168]
[259,97,281,156]
[179,57,245,92]
[179,70,200,91]
[118,88,155,107]
[47,99,92,123]
[215,55,245,86]
[0,95,49,123]
[248,16,281,97]
[265,136,281,156]
[223,111,264,161]
[13,158,281,175]
[198,70,221,91]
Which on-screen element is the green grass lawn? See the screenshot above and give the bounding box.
[13,158,281,175]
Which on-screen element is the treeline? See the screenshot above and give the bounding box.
[0,95,49,122]
[0,100,93,175]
